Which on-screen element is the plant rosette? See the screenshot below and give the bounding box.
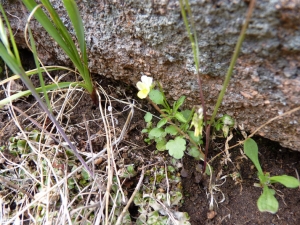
[244,138,300,213]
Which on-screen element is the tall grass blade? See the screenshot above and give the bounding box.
[0,66,73,85]
[23,0,93,93]
[0,2,93,176]
[0,42,93,177]
[62,0,92,92]
[210,0,256,123]
[27,25,51,111]
[0,4,21,65]
[0,82,76,107]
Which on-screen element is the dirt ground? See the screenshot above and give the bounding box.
[180,135,300,225]
[0,52,300,225]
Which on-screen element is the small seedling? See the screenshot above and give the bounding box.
[214,114,235,138]
[9,137,30,155]
[243,138,300,213]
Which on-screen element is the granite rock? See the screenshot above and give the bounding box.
[2,0,300,150]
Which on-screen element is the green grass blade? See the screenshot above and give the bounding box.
[0,42,93,176]
[39,0,81,63]
[0,82,77,108]
[62,0,92,92]
[27,25,51,111]
[183,0,199,71]
[0,7,93,176]
[22,1,82,73]
[22,1,74,58]
[0,4,21,65]
[23,0,93,93]
[209,0,256,124]
[0,66,71,85]
[63,0,86,64]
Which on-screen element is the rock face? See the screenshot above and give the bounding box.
[3,0,300,150]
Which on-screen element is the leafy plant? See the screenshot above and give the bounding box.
[244,138,300,213]
[0,0,96,106]
[140,78,204,160]
[214,114,235,138]
[139,75,233,166]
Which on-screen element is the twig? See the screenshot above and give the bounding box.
[11,105,60,143]
[83,114,95,176]
[208,105,300,164]
[96,90,113,225]
[115,168,145,225]
[247,106,300,139]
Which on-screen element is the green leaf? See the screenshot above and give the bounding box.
[270,175,300,188]
[171,192,183,205]
[157,118,168,128]
[17,140,29,153]
[180,123,189,132]
[222,114,234,126]
[156,138,166,151]
[205,164,212,176]
[29,130,41,141]
[144,112,153,123]
[147,211,160,224]
[214,120,222,131]
[165,125,178,135]
[244,138,263,175]
[167,166,175,173]
[257,186,278,214]
[81,169,90,181]
[141,128,148,133]
[149,89,164,105]
[166,136,186,159]
[173,96,186,113]
[63,0,87,64]
[133,192,143,206]
[149,128,165,138]
[127,165,137,176]
[188,146,204,160]
[181,109,193,121]
[174,112,187,123]
[187,130,202,145]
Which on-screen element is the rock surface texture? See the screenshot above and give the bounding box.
[3,0,300,150]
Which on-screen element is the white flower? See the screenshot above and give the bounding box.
[136,75,153,99]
